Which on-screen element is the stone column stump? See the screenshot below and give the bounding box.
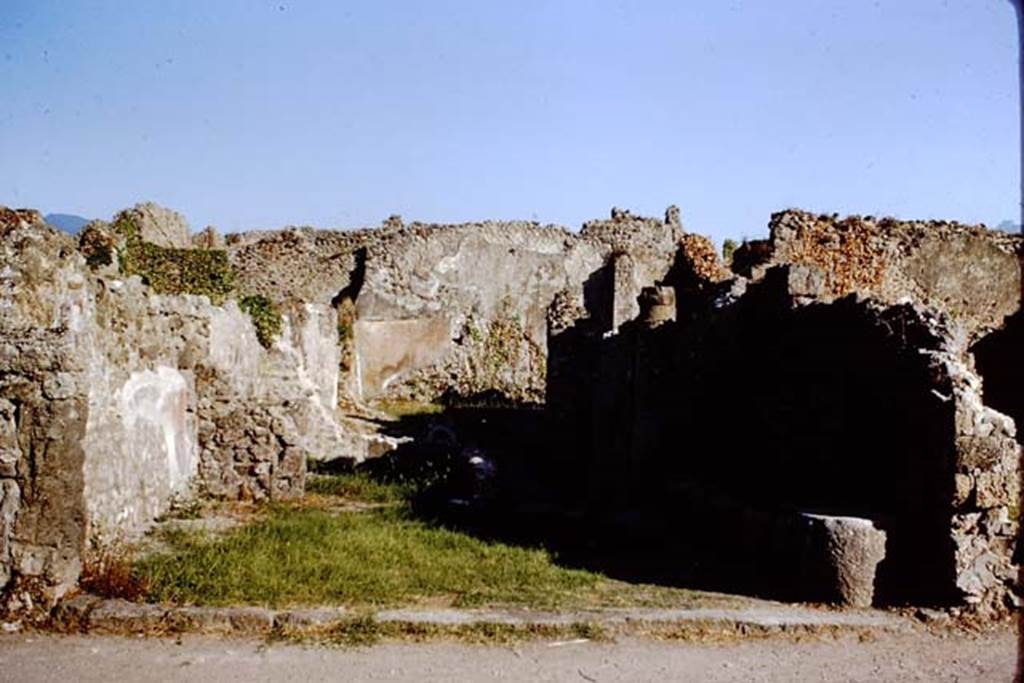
[798,514,887,607]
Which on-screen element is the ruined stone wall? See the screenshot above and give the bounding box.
[196,301,345,498]
[0,208,349,614]
[352,221,604,402]
[0,210,93,612]
[227,208,685,405]
[568,211,1021,612]
[765,210,1021,337]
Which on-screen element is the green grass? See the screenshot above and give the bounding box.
[304,472,415,504]
[136,473,735,612]
[137,505,603,609]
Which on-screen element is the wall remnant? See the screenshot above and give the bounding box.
[553,210,1021,613]
[0,206,350,617]
[0,199,1018,620]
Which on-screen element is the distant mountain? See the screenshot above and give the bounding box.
[44,213,91,234]
[996,219,1021,233]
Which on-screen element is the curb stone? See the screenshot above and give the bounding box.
[51,597,918,640]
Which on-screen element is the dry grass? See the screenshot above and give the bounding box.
[274,615,610,647]
[81,544,149,602]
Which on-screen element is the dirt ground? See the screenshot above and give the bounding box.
[0,625,1017,682]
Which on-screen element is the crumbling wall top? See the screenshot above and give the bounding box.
[115,202,192,249]
[764,210,1022,337]
[580,206,684,255]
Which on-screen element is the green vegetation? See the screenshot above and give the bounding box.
[79,224,117,268]
[482,298,523,375]
[137,505,600,608]
[239,294,283,348]
[722,238,738,263]
[137,473,724,611]
[335,296,357,372]
[115,215,236,304]
[113,214,285,345]
[305,471,415,504]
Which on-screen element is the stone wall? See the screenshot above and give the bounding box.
[0,209,93,613]
[2,199,1019,618]
[227,208,685,405]
[764,210,1021,338]
[562,211,1021,612]
[0,208,349,615]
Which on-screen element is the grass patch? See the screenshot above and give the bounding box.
[137,505,602,609]
[305,472,414,504]
[136,473,735,613]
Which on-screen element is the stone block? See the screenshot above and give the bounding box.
[166,605,275,634]
[798,514,887,607]
[87,599,168,633]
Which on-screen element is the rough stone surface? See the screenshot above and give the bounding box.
[765,210,1021,338]
[227,207,684,404]
[164,606,275,634]
[563,209,1021,614]
[191,226,225,250]
[86,599,168,634]
[115,202,192,249]
[0,206,350,615]
[1,200,1020,621]
[798,514,887,607]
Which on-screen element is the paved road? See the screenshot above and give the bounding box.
[0,628,1017,682]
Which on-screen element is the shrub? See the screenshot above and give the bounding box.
[722,238,738,264]
[115,215,236,304]
[239,294,283,349]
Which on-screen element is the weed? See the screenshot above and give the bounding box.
[371,399,444,419]
[286,618,610,647]
[80,543,149,602]
[722,238,738,264]
[326,614,382,647]
[239,294,283,348]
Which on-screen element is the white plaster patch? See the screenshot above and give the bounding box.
[118,367,196,493]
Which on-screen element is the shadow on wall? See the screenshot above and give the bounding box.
[543,273,964,606]
[327,258,1019,610]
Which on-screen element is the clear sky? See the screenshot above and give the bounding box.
[0,1,1019,243]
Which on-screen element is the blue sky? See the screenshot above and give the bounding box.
[0,1,1018,243]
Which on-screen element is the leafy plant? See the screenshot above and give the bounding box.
[239,294,283,349]
[115,215,236,304]
[722,238,738,264]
